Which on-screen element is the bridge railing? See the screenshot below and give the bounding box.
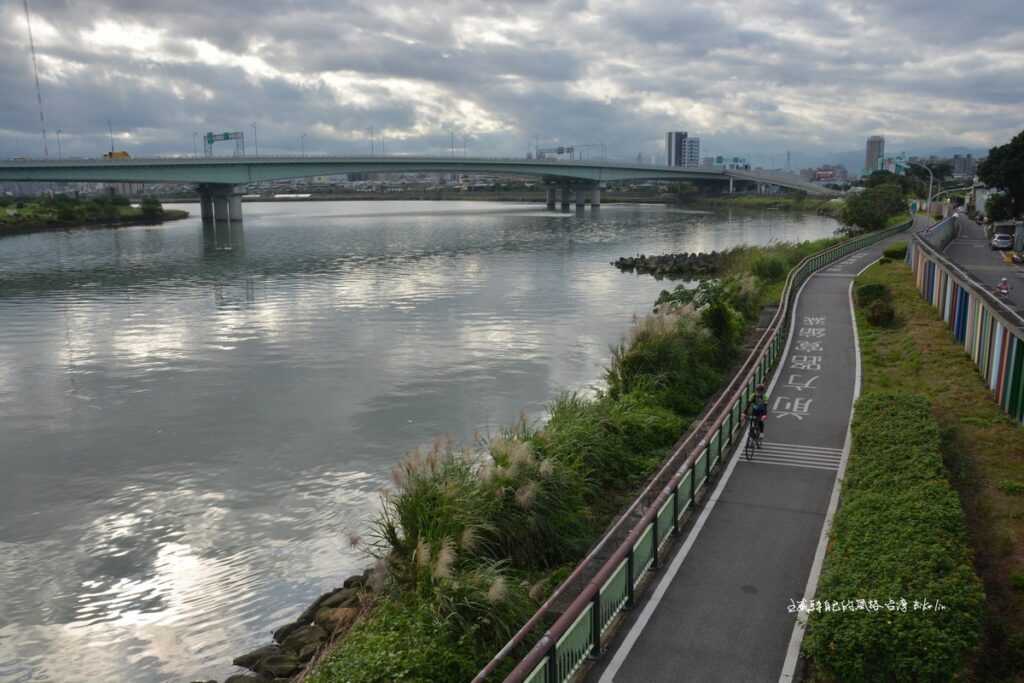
[479,220,912,683]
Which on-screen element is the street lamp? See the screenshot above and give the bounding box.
[56,129,62,160]
[907,160,934,215]
[252,123,258,156]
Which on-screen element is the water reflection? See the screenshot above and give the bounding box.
[0,201,840,682]
[202,220,245,256]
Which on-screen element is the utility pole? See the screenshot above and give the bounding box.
[56,129,62,159]
[23,0,48,158]
[450,130,455,158]
[192,131,198,158]
[107,119,114,154]
[369,126,374,155]
[300,133,306,157]
[252,123,258,156]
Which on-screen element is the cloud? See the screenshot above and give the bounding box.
[1,0,1021,164]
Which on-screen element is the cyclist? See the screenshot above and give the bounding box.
[996,278,1011,298]
[745,383,769,441]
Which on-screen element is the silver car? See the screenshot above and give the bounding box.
[991,233,1014,250]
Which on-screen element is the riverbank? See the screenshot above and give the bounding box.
[695,193,845,217]
[842,257,1024,680]
[157,189,835,211]
[215,235,841,683]
[0,197,189,237]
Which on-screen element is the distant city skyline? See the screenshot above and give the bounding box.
[1,1,1020,164]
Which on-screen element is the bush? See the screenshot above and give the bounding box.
[751,255,787,282]
[877,257,891,265]
[307,595,520,683]
[804,393,984,681]
[140,196,163,219]
[531,392,682,497]
[855,282,891,308]
[866,299,895,326]
[883,242,907,259]
[606,316,723,417]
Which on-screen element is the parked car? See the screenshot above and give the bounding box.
[991,233,1014,250]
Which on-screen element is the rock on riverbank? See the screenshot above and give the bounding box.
[194,568,375,683]
[612,250,729,279]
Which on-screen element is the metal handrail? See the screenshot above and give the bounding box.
[492,221,911,683]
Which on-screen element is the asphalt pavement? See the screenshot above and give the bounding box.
[589,235,906,683]
[941,215,1024,314]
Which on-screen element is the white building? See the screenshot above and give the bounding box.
[666,131,701,168]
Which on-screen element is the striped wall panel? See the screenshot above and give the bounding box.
[907,238,1024,425]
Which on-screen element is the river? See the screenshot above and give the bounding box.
[0,200,840,681]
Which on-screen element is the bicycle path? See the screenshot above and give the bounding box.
[590,234,905,682]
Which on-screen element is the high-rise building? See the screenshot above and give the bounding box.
[865,135,885,174]
[666,131,700,167]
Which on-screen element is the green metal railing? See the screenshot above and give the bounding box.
[487,221,911,683]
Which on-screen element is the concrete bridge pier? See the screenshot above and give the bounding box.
[545,186,556,210]
[591,186,601,208]
[560,186,571,211]
[200,193,214,222]
[729,177,735,194]
[229,194,243,222]
[213,194,230,223]
[575,187,586,210]
[202,184,243,223]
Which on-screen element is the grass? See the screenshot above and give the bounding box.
[0,196,186,233]
[804,392,984,681]
[853,259,1024,680]
[697,194,840,212]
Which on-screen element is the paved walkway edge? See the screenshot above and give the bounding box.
[777,256,877,681]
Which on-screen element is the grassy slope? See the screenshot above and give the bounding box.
[855,259,1024,680]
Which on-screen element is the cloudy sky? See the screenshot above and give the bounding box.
[2,0,1022,166]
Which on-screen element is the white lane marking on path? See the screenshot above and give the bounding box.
[744,459,839,472]
[759,441,843,455]
[599,265,818,683]
[777,275,868,682]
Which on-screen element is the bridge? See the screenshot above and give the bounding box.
[0,156,839,223]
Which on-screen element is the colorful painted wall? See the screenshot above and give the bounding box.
[908,236,1024,422]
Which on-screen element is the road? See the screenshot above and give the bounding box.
[942,215,1024,315]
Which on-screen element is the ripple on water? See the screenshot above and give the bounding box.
[0,202,841,681]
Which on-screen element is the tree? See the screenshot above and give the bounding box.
[986,193,1015,222]
[864,170,899,188]
[978,129,1024,218]
[841,184,907,231]
[140,196,163,220]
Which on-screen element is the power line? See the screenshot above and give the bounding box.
[23,0,49,159]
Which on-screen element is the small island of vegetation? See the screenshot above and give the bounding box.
[0,194,189,237]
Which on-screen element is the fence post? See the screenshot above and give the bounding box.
[625,550,635,608]
[591,593,602,657]
[546,640,558,683]
[652,518,659,569]
[672,484,679,533]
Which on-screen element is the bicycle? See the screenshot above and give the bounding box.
[744,415,764,460]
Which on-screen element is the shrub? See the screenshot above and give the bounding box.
[866,299,895,326]
[530,392,682,497]
[855,282,891,308]
[751,255,787,282]
[883,242,907,259]
[307,594,520,683]
[606,316,723,417]
[877,257,891,265]
[141,196,163,219]
[804,393,984,681]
